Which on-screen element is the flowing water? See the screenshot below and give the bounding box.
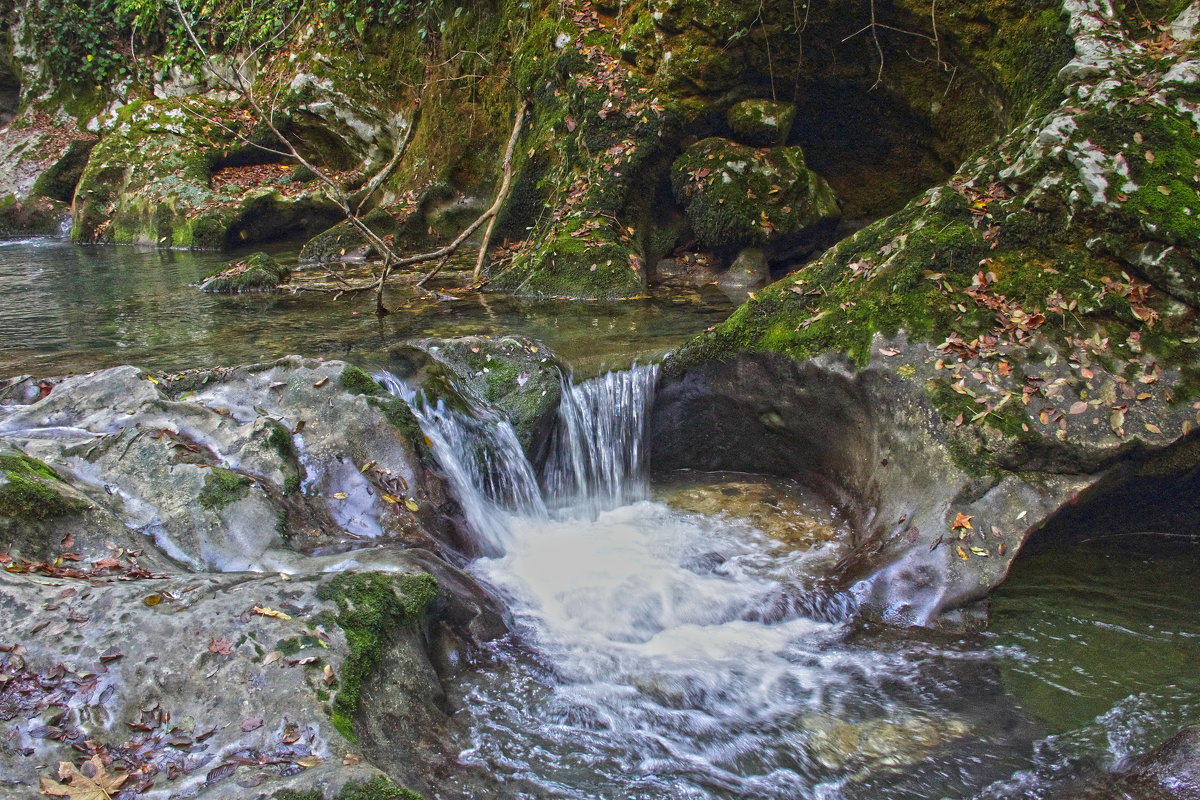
[4,237,1199,797]
[390,368,1200,799]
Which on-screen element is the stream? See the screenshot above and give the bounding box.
[2,238,1199,798]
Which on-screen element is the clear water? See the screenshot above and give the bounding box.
[0,237,732,378]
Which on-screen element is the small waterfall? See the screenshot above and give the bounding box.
[377,363,658,554]
[376,372,546,555]
[541,364,659,515]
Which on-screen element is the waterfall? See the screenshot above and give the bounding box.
[541,364,658,515]
[376,362,658,554]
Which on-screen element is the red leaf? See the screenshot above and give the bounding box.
[209,637,233,656]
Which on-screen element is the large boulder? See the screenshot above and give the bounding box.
[659,1,1200,627]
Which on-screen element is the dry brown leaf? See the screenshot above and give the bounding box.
[40,756,127,799]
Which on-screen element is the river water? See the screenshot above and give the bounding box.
[3,238,1199,797]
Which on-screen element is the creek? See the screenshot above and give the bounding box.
[2,238,1198,798]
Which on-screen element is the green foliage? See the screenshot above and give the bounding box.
[26,0,441,89]
[339,776,422,800]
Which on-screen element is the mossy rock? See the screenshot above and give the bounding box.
[726,99,796,147]
[0,195,70,236]
[671,137,839,251]
[0,450,89,523]
[199,252,290,293]
[197,467,253,509]
[489,223,648,300]
[315,571,438,742]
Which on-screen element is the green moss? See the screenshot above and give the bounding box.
[201,252,289,293]
[273,790,322,800]
[366,397,427,446]
[267,420,299,463]
[0,454,87,521]
[340,366,386,397]
[314,572,439,743]
[284,475,302,495]
[198,467,252,510]
[338,776,421,800]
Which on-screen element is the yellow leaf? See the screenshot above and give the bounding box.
[145,375,159,385]
[970,547,989,557]
[143,594,162,607]
[404,499,420,512]
[1145,423,1162,434]
[382,494,400,504]
[951,512,973,530]
[253,606,291,620]
[333,492,348,500]
[955,545,970,561]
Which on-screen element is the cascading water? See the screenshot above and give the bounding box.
[380,364,1198,800]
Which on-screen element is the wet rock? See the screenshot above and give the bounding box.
[0,359,458,571]
[399,336,566,454]
[726,98,796,147]
[1057,725,1200,800]
[0,563,444,800]
[717,246,769,298]
[661,475,842,552]
[199,251,290,293]
[671,137,839,252]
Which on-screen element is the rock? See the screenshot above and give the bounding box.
[717,246,769,298]
[803,712,972,776]
[727,98,796,146]
[0,195,69,236]
[397,336,567,454]
[1056,725,1200,800]
[0,563,445,800]
[71,96,346,248]
[199,251,290,293]
[660,3,1200,627]
[0,357,512,798]
[0,359,461,571]
[671,137,839,252]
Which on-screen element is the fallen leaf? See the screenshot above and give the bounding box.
[144,594,163,607]
[323,664,335,685]
[262,651,282,665]
[404,499,420,512]
[253,606,291,620]
[312,377,329,388]
[295,756,324,768]
[1145,422,1162,434]
[343,753,362,766]
[40,756,128,799]
[879,347,901,357]
[970,547,990,557]
[955,545,970,561]
[951,512,973,530]
[332,492,348,500]
[240,716,264,732]
[1068,401,1089,415]
[209,637,233,656]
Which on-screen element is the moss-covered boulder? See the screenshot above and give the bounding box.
[671,138,839,251]
[199,251,290,293]
[0,447,87,523]
[400,335,567,453]
[726,98,796,147]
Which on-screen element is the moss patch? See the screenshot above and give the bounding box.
[198,467,252,510]
[314,572,438,742]
[340,366,386,397]
[338,776,421,800]
[0,454,87,521]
